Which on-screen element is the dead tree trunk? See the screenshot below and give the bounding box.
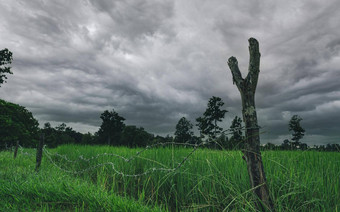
[227,38,274,211]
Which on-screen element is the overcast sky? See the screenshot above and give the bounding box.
[1,0,340,145]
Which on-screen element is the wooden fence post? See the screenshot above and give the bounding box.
[13,140,19,159]
[35,133,44,172]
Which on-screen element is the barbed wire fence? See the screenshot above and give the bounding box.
[8,125,268,177]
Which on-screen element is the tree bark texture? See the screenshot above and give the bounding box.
[227,38,274,211]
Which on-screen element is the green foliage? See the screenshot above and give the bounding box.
[195,116,207,138]
[0,99,39,148]
[81,132,97,144]
[281,139,292,150]
[0,48,13,86]
[228,116,244,149]
[41,122,58,147]
[196,96,228,140]
[97,109,126,145]
[121,126,153,147]
[41,122,84,147]
[14,145,339,211]
[262,142,278,150]
[174,117,194,143]
[0,151,162,211]
[289,115,306,148]
[215,133,228,149]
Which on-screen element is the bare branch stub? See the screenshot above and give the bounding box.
[228,56,244,87]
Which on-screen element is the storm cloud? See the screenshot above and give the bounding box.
[1,0,340,145]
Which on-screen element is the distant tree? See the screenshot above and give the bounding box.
[189,135,201,145]
[174,117,194,143]
[195,116,207,140]
[152,135,164,144]
[41,122,83,147]
[289,115,305,148]
[317,143,340,152]
[229,116,244,149]
[55,123,66,132]
[152,135,174,144]
[121,126,153,147]
[165,135,174,143]
[43,122,52,130]
[65,126,82,144]
[317,145,326,151]
[0,99,39,148]
[81,132,97,144]
[327,143,340,152]
[42,122,58,147]
[216,133,228,149]
[196,96,228,140]
[264,142,276,150]
[97,109,125,145]
[281,139,291,150]
[55,123,74,145]
[300,143,308,150]
[0,48,13,87]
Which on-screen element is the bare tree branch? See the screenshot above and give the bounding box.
[227,56,244,89]
[246,37,261,92]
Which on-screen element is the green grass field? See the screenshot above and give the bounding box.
[1,145,339,211]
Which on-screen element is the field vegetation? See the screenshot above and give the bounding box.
[1,145,339,211]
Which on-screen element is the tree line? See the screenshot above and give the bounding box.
[0,98,162,148]
[2,96,338,151]
[174,97,339,151]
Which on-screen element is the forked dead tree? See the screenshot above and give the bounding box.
[227,38,274,211]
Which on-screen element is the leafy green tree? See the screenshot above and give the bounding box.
[55,123,66,132]
[41,122,58,147]
[0,99,39,148]
[325,143,340,152]
[121,126,153,147]
[98,109,125,145]
[300,143,308,150]
[289,115,305,148]
[42,122,82,147]
[54,123,73,145]
[263,142,276,150]
[174,117,194,143]
[195,116,207,140]
[81,132,97,144]
[64,125,82,144]
[229,116,244,149]
[281,139,291,150]
[0,48,13,86]
[196,96,228,140]
[216,133,228,149]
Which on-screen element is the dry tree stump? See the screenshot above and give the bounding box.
[227,38,274,211]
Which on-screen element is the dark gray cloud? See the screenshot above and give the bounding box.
[1,0,340,145]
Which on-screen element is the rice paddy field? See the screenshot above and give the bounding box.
[0,144,339,211]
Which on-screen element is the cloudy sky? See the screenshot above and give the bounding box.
[1,0,340,145]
